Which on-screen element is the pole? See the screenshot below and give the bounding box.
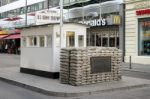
[99,0,102,19]
[60,0,63,48]
[47,0,49,9]
[129,56,132,69]
[25,0,27,26]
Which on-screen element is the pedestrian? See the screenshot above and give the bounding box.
[1,42,5,53]
[5,43,8,53]
[0,43,2,53]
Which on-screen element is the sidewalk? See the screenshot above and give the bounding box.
[0,66,150,97]
[122,62,150,73]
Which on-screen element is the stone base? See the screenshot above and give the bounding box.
[60,47,122,86]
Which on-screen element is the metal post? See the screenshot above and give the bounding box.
[99,0,102,19]
[119,4,125,62]
[25,0,27,26]
[82,3,84,23]
[60,0,63,48]
[129,56,132,69]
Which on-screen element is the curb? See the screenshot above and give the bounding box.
[0,76,150,97]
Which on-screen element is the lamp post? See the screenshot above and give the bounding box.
[25,0,27,26]
[60,0,63,48]
[99,0,102,19]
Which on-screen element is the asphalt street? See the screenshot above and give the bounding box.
[0,80,66,99]
[0,79,150,99]
[75,87,150,99]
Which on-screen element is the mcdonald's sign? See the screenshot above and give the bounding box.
[112,15,121,25]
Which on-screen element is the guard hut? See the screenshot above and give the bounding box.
[20,23,87,78]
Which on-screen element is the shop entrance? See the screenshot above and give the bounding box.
[87,27,119,48]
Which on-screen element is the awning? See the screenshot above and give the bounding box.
[3,16,22,21]
[0,35,8,39]
[4,34,20,39]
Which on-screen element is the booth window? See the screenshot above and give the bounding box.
[29,36,37,47]
[47,35,52,47]
[78,35,84,47]
[66,31,75,47]
[138,18,150,56]
[56,32,60,47]
[22,37,26,47]
[39,36,45,47]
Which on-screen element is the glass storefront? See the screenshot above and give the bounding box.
[87,27,119,48]
[138,18,150,56]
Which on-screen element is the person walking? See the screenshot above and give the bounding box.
[5,43,8,53]
[0,43,2,53]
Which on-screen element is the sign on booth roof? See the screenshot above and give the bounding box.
[35,9,60,25]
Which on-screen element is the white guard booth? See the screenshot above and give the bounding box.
[20,23,87,78]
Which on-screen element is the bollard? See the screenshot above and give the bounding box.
[129,56,132,69]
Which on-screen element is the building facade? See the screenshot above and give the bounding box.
[63,0,124,58]
[124,0,150,64]
[0,0,124,56]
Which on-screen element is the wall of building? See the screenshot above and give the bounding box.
[125,0,150,64]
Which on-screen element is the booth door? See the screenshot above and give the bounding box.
[66,31,75,47]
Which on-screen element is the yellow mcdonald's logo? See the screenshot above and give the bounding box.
[113,15,121,25]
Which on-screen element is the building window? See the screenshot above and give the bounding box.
[39,36,45,47]
[20,7,25,14]
[66,31,75,47]
[0,1,45,19]
[138,18,150,56]
[30,5,35,12]
[28,36,37,47]
[27,6,31,13]
[35,3,39,11]
[39,2,44,10]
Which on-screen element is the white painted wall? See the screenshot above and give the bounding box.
[21,26,54,72]
[52,23,87,72]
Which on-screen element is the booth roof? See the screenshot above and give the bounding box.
[16,22,89,29]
